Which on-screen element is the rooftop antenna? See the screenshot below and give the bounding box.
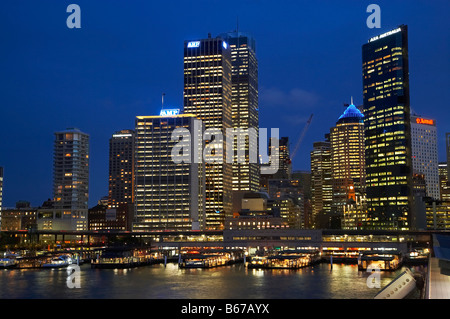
[161,93,165,110]
[236,16,239,33]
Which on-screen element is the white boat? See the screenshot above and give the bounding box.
[0,252,19,269]
[42,255,72,268]
[0,258,18,269]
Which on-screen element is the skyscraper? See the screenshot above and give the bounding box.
[133,111,205,231]
[362,25,413,230]
[439,163,450,202]
[46,128,89,231]
[261,137,291,184]
[183,34,233,229]
[411,115,440,200]
[219,31,259,192]
[310,136,332,223]
[108,130,135,208]
[330,100,365,213]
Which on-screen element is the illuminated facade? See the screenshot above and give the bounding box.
[426,201,450,230]
[310,138,332,223]
[183,35,233,229]
[410,115,439,200]
[46,128,89,231]
[260,137,291,189]
[108,130,135,207]
[330,101,365,213]
[133,113,206,231]
[219,32,260,192]
[362,25,413,230]
[439,163,450,202]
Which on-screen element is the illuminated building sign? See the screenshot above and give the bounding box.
[369,27,401,42]
[160,109,180,116]
[222,41,228,49]
[112,134,133,138]
[187,41,200,48]
[415,117,434,125]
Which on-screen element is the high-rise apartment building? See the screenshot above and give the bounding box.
[183,34,233,229]
[133,111,205,231]
[108,130,135,207]
[362,25,413,230]
[53,128,90,212]
[310,136,332,223]
[39,128,89,231]
[411,115,440,200]
[330,101,365,212]
[219,31,259,192]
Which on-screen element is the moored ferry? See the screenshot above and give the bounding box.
[357,251,403,271]
[42,255,72,268]
[247,249,319,269]
[91,247,157,269]
[178,249,242,268]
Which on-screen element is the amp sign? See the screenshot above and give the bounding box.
[160,109,180,116]
[187,41,200,48]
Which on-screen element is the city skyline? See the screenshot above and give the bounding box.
[1,1,449,208]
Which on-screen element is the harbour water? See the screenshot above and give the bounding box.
[0,262,425,299]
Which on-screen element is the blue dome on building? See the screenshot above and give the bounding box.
[337,103,364,124]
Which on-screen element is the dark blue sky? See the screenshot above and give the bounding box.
[0,0,449,208]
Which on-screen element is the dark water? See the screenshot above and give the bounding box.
[0,263,424,299]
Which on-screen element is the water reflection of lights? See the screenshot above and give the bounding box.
[252,269,265,277]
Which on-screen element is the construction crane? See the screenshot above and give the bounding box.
[287,113,314,176]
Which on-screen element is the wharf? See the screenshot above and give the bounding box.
[425,234,450,299]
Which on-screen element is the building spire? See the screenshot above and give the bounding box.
[351,96,354,105]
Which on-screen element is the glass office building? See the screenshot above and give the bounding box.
[219,31,260,192]
[183,35,233,229]
[133,112,205,231]
[362,25,413,230]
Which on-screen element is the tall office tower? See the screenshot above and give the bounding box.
[219,31,259,192]
[439,163,450,202]
[260,137,291,188]
[108,130,135,207]
[133,110,205,231]
[0,167,3,228]
[49,128,89,231]
[330,101,365,213]
[183,34,233,229]
[310,136,332,225]
[362,25,413,230]
[410,115,440,200]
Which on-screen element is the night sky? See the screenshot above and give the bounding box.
[0,0,449,208]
